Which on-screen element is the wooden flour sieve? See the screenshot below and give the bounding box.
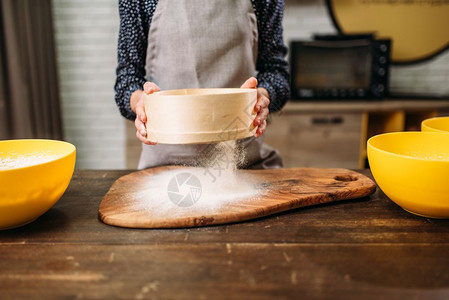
[144,88,257,144]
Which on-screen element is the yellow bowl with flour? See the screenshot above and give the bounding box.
[0,139,76,229]
[367,132,449,218]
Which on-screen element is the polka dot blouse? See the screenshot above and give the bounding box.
[115,0,290,120]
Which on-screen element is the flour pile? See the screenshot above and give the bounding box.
[136,140,261,215]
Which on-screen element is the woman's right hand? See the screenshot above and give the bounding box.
[131,82,160,145]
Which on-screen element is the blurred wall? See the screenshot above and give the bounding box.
[284,0,449,97]
[52,0,126,169]
[52,0,449,169]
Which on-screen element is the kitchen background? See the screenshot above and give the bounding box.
[52,0,449,169]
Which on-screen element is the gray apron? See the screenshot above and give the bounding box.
[138,0,282,170]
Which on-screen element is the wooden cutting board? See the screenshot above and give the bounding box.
[99,166,376,228]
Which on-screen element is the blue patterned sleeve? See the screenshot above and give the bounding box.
[114,0,157,121]
[115,0,289,119]
[252,0,290,112]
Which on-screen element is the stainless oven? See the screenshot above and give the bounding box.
[290,34,391,100]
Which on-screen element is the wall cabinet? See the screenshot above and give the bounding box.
[264,100,449,169]
[266,112,362,168]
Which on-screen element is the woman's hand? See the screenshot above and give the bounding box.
[130,82,160,145]
[241,77,270,138]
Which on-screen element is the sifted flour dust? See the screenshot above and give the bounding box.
[135,140,261,216]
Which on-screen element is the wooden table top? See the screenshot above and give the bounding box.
[1,169,449,299]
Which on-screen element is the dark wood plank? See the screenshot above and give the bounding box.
[0,243,448,299]
[1,170,449,244]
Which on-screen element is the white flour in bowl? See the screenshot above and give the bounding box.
[404,150,449,161]
[0,151,63,170]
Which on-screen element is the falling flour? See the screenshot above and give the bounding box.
[135,140,262,216]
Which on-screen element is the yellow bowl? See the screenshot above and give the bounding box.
[367,132,449,218]
[0,139,76,229]
[422,116,449,133]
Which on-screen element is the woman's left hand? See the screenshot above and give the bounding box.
[241,77,270,138]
